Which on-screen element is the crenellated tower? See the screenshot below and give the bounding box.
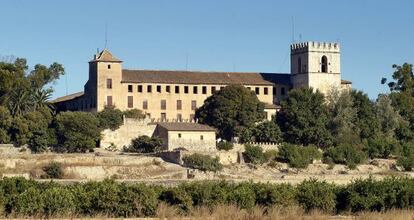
[290,41,341,95]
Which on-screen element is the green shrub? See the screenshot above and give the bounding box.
[296,179,337,213]
[254,183,296,207]
[324,144,366,169]
[253,121,282,143]
[397,142,414,171]
[278,144,321,168]
[217,141,233,151]
[364,136,399,159]
[123,109,145,119]
[263,149,278,162]
[243,144,266,164]
[13,187,44,216]
[115,183,158,217]
[227,183,256,209]
[97,108,124,131]
[42,187,75,217]
[55,111,100,153]
[124,135,163,153]
[159,187,192,213]
[180,181,229,207]
[28,130,49,153]
[42,162,64,179]
[183,153,223,172]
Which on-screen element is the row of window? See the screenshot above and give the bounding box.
[157,113,194,121]
[122,84,286,96]
[121,96,198,110]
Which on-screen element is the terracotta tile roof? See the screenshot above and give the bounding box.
[341,79,352,84]
[51,92,84,103]
[122,70,285,86]
[156,122,216,132]
[90,49,122,63]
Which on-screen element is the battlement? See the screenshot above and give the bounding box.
[291,41,340,53]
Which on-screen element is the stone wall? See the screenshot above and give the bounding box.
[100,118,156,150]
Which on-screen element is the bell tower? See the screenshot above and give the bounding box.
[290,41,341,95]
[87,49,123,111]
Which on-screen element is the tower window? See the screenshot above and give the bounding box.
[298,57,302,73]
[321,56,328,73]
[106,79,112,89]
[108,64,111,69]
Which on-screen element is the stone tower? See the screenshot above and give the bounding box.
[290,41,341,95]
[86,49,123,111]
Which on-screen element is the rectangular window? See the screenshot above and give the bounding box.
[220,86,224,90]
[255,87,260,95]
[184,86,189,94]
[177,114,182,121]
[127,96,133,108]
[193,86,198,94]
[138,85,143,93]
[247,87,251,90]
[191,100,197,110]
[200,135,204,140]
[281,87,286,95]
[175,85,180,93]
[211,86,216,93]
[108,64,111,69]
[272,87,276,95]
[177,100,182,110]
[107,96,113,106]
[147,85,152,93]
[264,87,268,95]
[166,85,171,93]
[202,86,207,94]
[128,85,133,93]
[106,79,112,89]
[178,133,182,138]
[161,113,166,121]
[143,100,148,110]
[161,100,166,110]
[157,85,161,93]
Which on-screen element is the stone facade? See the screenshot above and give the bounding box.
[53,41,352,119]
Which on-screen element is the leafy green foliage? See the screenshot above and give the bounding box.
[243,144,266,165]
[350,90,379,140]
[55,112,100,153]
[182,153,223,172]
[277,88,332,148]
[42,162,64,179]
[42,187,75,217]
[277,144,321,168]
[296,179,337,213]
[216,141,233,151]
[253,121,282,143]
[0,106,12,144]
[324,144,366,169]
[195,85,265,141]
[364,136,399,159]
[97,108,124,131]
[124,135,162,153]
[227,183,256,209]
[397,142,414,171]
[123,109,145,119]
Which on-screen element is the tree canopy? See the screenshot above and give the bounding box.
[195,85,265,141]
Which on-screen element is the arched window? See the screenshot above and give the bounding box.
[297,57,302,73]
[321,56,328,73]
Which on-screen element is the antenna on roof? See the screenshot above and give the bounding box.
[104,22,108,49]
[291,16,295,43]
[185,53,189,71]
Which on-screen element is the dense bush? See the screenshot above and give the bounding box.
[216,141,233,151]
[2,177,414,217]
[182,153,223,172]
[364,136,399,159]
[243,144,266,164]
[253,121,282,143]
[123,109,145,119]
[396,142,414,171]
[42,162,64,179]
[55,112,100,153]
[324,144,366,169]
[277,144,321,168]
[296,179,337,213]
[124,135,163,153]
[97,108,124,131]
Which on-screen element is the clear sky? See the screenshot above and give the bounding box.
[1,0,413,99]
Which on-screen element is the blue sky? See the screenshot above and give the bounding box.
[1,0,413,99]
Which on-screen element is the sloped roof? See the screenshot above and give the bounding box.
[156,122,216,132]
[51,92,84,103]
[90,49,122,63]
[341,79,352,84]
[122,70,289,86]
[260,73,292,86]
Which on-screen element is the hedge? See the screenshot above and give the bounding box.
[1,177,414,217]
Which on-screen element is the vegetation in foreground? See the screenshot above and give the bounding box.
[1,177,414,218]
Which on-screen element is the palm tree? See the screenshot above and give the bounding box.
[32,89,53,112]
[8,89,30,116]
